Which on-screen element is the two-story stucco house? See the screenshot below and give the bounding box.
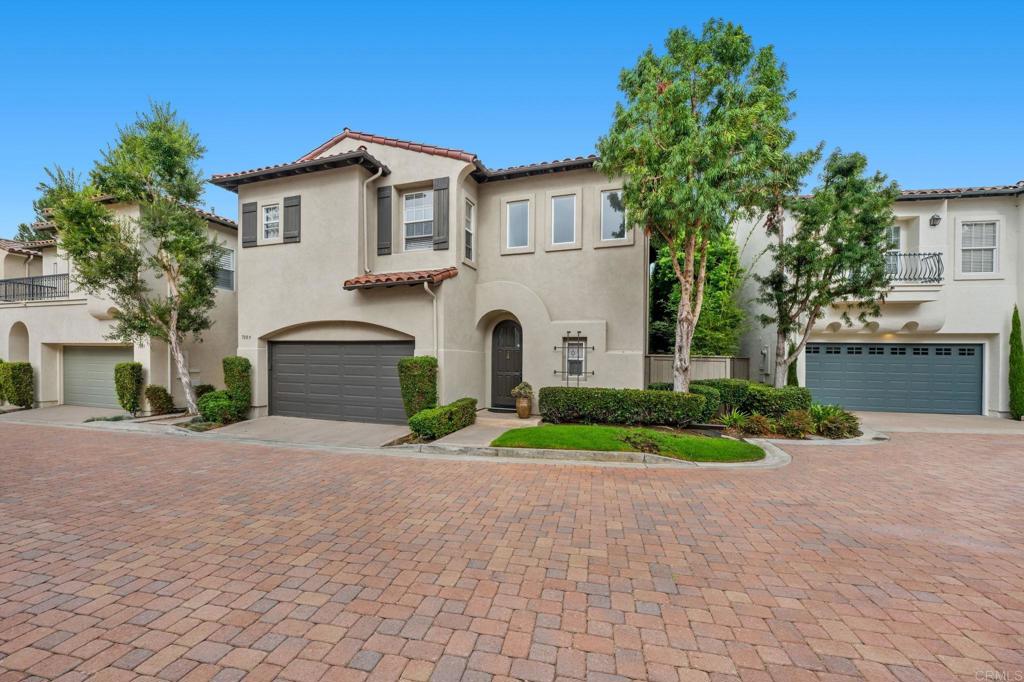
[738,181,1024,416]
[0,197,239,410]
[211,129,646,423]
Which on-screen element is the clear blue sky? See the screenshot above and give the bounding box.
[3,1,1022,237]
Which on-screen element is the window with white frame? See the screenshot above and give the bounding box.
[960,221,998,274]
[262,204,280,241]
[601,189,626,240]
[565,337,587,376]
[507,200,529,248]
[464,198,475,261]
[216,248,235,290]
[403,190,434,251]
[884,224,901,275]
[551,194,576,244]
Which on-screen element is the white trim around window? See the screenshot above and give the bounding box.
[464,197,475,263]
[955,218,1001,279]
[261,203,281,244]
[215,247,235,290]
[500,195,535,255]
[600,189,628,242]
[544,189,582,252]
[403,189,434,252]
[593,182,634,248]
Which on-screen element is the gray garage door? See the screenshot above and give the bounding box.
[269,341,414,424]
[805,342,983,414]
[63,346,134,408]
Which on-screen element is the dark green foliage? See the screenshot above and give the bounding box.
[777,409,813,438]
[816,412,861,439]
[194,383,215,400]
[222,356,251,421]
[691,379,751,411]
[743,414,773,436]
[0,359,5,403]
[786,343,799,386]
[538,387,706,428]
[717,408,747,430]
[688,384,721,423]
[398,356,438,418]
[510,382,533,399]
[2,362,34,408]
[742,384,811,419]
[144,385,174,415]
[409,398,477,440]
[197,390,236,424]
[647,382,672,391]
[114,362,143,414]
[1011,306,1024,420]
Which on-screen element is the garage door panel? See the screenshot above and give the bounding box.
[806,343,982,414]
[63,346,134,409]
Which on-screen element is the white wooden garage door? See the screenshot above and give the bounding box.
[63,346,134,409]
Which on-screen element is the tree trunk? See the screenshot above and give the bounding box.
[673,297,695,392]
[773,331,789,388]
[168,331,197,415]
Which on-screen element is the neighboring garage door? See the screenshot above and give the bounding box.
[63,346,134,408]
[269,341,414,424]
[805,342,983,414]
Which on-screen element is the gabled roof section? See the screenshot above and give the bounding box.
[300,128,479,164]
[897,180,1024,201]
[210,150,390,192]
[343,267,458,291]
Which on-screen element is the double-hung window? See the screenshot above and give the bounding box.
[263,204,280,241]
[216,248,235,290]
[601,189,626,240]
[960,221,998,274]
[403,190,434,251]
[551,194,576,245]
[507,200,529,248]
[884,224,901,276]
[566,337,587,376]
[464,199,475,261]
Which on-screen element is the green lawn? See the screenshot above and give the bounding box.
[491,424,764,463]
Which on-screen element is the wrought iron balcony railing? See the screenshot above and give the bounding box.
[0,273,70,302]
[885,252,943,284]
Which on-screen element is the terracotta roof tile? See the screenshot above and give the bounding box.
[343,267,458,290]
[300,128,479,164]
[210,150,388,191]
[0,238,55,257]
[898,180,1024,200]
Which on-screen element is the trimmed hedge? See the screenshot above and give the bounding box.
[114,362,144,415]
[398,356,438,418]
[647,382,672,391]
[0,358,5,403]
[539,386,706,427]
[742,383,811,418]
[691,378,751,411]
[647,382,720,423]
[144,385,174,415]
[223,356,251,421]
[194,383,215,400]
[198,390,236,423]
[1,362,33,408]
[409,397,477,440]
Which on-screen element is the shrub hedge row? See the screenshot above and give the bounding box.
[0,361,34,408]
[688,384,721,423]
[223,356,252,421]
[409,397,477,440]
[539,386,705,427]
[398,356,438,418]
[742,383,812,418]
[114,362,144,414]
[144,385,174,415]
[691,378,751,411]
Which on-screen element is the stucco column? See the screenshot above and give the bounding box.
[238,341,267,418]
[36,344,60,406]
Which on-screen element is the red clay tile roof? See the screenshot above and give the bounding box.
[300,129,479,164]
[0,238,56,257]
[210,150,389,191]
[343,267,458,290]
[898,180,1024,200]
[473,155,599,182]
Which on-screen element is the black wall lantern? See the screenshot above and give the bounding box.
[929,213,942,227]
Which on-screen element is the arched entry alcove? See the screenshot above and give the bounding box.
[491,318,523,409]
[8,322,29,362]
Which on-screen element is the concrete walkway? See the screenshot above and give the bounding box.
[0,404,126,424]
[214,415,408,448]
[858,410,1024,434]
[434,409,540,446]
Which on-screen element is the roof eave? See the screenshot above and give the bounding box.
[897,187,1024,201]
[472,158,599,183]
[210,151,390,193]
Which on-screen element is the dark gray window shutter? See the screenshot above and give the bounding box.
[283,195,301,243]
[241,202,257,248]
[377,186,392,255]
[432,177,449,250]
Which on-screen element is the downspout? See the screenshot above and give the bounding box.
[363,168,384,274]
[423,281,437,357]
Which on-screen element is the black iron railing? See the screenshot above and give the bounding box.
[885,252,943,284]
[0,273,70,302]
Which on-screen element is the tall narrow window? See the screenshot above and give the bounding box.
[403,190,434,251]
[565,337,587,376]
[507,200,529,248]
[960,221,998,273]
[464,198,475,261]
[551,194,575,244]
[884,224,901,276]
[216,248,235,290]
[263,204,280,241]
[601,189,626,240]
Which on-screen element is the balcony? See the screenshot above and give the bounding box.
[885,252,943,284]
[0,274,70,303]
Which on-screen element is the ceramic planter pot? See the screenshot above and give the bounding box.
[515,396,532,418]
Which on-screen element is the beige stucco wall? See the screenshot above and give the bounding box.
[736,194,1021,416]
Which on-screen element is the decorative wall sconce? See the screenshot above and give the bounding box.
[929,214,942,227]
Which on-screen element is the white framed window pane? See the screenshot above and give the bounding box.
[263,205,280,239]
[961,221,996,247]
[507,200,529,248]
[566,339,586,376]
[404,190,434,250]
[551,195,575,244]
[961,249,995,273]
[601,190,626,240]
[886,225,901,251]
[464,199,474,260]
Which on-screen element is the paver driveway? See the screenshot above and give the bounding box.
[0,424,1022,682]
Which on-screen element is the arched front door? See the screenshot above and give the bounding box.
[491,320,523,409]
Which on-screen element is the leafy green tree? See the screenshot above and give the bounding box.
[1010,305,1024,420]
[649,234,745,356]
[756,150,900,386]
[598,20,797,391]
[786,342,799,386]
[47,103,223,415]
[14,167,84,241]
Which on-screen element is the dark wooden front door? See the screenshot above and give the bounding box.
[491,320,523,409]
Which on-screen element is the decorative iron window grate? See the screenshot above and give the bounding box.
[554,331,594,386]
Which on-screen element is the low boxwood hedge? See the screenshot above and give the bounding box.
[691,378,751,411]
[198,390,236,424]
[409,397,477,440]
[144,385,174,415]
[223,356,251,421]
[539,386,706,427]
[742,383,811,418]
[399,356,438,418]
[114,362,144,415]
[688,384,721,423]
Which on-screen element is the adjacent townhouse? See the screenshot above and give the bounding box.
[0,197,239,409]
[211,129,646,424]
[738,181,1024,416]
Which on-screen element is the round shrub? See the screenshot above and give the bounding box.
[144,385,174,415]
[688,384,721,423]
[114,362,143,415]
[398,356,438,418]
[743,413,773,436]
[817,410,861,439]
[198,390,236,424]
[777,409,813,439]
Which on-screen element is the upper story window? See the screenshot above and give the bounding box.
[507,200,529,249]
[551,195,576,245]
[216,248,235,290]
[403,190,433,251]
[263,204,280,241]
[884,225,901,275]
[464,198,475,261]
[601,190,626,241]
[960,220,998,274]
